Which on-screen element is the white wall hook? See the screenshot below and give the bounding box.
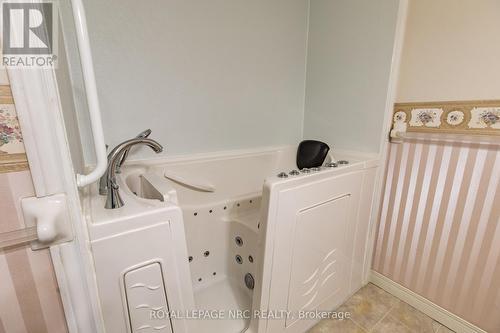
[21,193,73,249]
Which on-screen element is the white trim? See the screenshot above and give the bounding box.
[7,67,104,332]
[364,0,410,284]
[369,270,487,333]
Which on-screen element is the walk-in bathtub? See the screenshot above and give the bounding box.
[84,146,378,333]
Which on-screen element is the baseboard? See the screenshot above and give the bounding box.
[369,270,487,333]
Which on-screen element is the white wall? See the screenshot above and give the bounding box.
[396,0,500,102]
[78,0,309,161]
[303,0,400,153]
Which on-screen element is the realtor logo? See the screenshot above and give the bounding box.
[1,1,58,68]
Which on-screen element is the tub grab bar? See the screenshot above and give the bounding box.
[72,0,108,187]
[164,172,216,192]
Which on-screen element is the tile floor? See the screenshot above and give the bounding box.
[308,283,455,333]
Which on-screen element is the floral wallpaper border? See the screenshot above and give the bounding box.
[0,85,28,173]
[392,100,500,137]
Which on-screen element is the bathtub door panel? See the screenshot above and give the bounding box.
[285,195,350,327]
[91,221,194,333]
[264,171,363,333]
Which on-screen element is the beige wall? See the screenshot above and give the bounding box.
[396,0,500,102]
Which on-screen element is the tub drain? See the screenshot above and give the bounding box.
[245,273,255,290]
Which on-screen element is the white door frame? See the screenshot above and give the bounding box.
[7,66,104,332]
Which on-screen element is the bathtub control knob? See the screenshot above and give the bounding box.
[277,172,288,178]
[289,170,300,176]
[325,162,338,168]
[338,160,349,165]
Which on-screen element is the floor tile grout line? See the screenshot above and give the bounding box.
[387,299,450,333]
[385,302,419,333]
[348,314,367,330]
[347,284,399,332]
[368,303,396,332]
[348,318,368,332]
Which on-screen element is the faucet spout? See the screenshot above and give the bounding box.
[116,129,152,173]
[104,137,163,209]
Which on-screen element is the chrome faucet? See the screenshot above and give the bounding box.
[116,129,152,173]
[102,137,163,209]
[99,129,152,195]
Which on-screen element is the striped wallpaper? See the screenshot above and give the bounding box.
[0,171,68,333]
[373,141,500,333]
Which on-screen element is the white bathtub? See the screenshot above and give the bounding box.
[84,146,379,333]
